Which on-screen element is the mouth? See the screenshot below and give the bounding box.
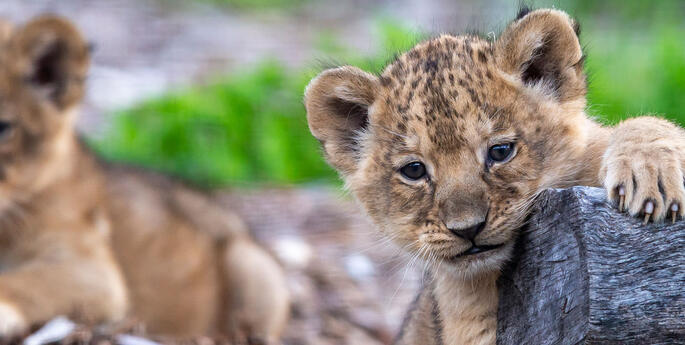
[451,243,504,259]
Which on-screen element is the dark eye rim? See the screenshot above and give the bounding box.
[0,121,13,140]
[399,161,427,181]
[487,142,516,164]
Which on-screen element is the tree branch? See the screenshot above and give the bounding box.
[497,187,685,345]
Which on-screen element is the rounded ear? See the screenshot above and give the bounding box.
[7,15,90,110]
[495,9,585,102]
[304,66,379,175]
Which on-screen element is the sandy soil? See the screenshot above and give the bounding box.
[15,188,424,345]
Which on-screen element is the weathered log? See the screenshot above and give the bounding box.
[497,186,685,345]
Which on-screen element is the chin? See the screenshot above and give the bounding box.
[437,241,515,280]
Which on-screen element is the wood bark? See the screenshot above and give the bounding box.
[497,187,685,345]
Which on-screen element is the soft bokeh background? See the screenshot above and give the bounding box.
[4,0,684,188]
[2,0,684,344]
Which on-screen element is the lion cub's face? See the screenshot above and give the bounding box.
[306,10,589,278]
[0,17,89,207]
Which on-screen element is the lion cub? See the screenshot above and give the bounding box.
[0,16,289,342]
[305,8,685,345]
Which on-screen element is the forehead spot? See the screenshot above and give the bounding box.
[378,34,506,153]
[478,50,488,63]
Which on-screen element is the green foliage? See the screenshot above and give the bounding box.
[536,0,685,125]
[94,21,422,187]
[94,1,685,186]
[584,26,685,125]
[97,61,331,186]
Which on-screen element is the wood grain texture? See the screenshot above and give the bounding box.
[497,187,685,345]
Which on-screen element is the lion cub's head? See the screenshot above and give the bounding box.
[305,9,591,278]
[0,16,89,205]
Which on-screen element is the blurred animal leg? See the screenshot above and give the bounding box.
[219,236,290,344]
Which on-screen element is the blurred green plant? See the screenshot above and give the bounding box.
[534,0,685,124]
[94,20,422,187]
[584,26,685,124]
[94,1,685,186]
[95,61,327,185]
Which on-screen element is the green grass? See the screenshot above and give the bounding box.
[93,2,685,186]
[95,61,334,186]
[536,0,685,124]
[94,21,422,187]
[584,27,685,124]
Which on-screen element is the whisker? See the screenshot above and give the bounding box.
[377,125,410,140]
[388,242,422,305]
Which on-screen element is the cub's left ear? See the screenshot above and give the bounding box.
[8,15,90,110]
[304,66,379,176]
[495,9,585,102]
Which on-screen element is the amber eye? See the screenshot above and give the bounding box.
[400,162,426,180]
[488,143,514,162]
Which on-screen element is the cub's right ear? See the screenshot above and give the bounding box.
[7,15,90,110]
[495,9,585,102]
[304,66,379,175]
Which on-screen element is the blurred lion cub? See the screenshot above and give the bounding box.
[0,16,289,342]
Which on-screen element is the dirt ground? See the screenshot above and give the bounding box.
[226,188,421,345]
[14,187,423,345]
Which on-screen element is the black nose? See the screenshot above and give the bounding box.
[449,221,486,241]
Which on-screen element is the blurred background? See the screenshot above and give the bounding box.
[2,0,684,344]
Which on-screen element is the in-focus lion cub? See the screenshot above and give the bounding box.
[305,7,685,345]
[0,16,289,342]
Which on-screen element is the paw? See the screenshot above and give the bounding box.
[0,301,27,338]
[601,144,685,224]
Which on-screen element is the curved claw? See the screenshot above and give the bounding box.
[618,186,626,212]
[643,200,654,225]
[671,203,679,224]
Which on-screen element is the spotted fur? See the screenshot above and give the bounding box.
[305,8,685,345]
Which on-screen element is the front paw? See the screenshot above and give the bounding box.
[601,144,685,224]
[0,301,27,339]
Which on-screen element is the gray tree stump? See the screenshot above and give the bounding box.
[497,187,685,345]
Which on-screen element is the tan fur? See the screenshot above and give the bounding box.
[0,16,289,342]
[305,8,685,345]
